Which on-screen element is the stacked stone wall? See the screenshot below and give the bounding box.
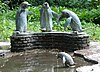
[10,32,90,52]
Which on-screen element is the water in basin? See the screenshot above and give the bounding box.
[0,49,93,72]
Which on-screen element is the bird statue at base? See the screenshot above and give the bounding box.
[40,2,59,32]
[57,52,75,67]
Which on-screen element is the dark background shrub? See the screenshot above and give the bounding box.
[1,0,100,9]
[1,0,100,25]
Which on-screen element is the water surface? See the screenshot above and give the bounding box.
[0,49,92,72]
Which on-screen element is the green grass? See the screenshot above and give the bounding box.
[0,6,100,41]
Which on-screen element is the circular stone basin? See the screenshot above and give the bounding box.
[10,32,90,52]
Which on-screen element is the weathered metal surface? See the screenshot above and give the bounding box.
[10,32,90,52]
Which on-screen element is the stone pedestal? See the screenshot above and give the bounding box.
[10,32,90,52]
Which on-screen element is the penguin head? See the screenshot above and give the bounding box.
[42,2,49,9]
[20,1,31,9]
[57,52,65,60]
[60,10,70,18]
[57,54,62,59]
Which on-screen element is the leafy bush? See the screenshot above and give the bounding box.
[1,0,100,9]
[25,0,100,9]
[72,6,100,24]
[0,4,100,41]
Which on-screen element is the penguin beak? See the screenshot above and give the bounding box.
[27,3,31,6]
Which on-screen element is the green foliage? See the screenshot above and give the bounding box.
[1,0,100,9]
[81,21,100,41]
[76,6,100,24]
[0,20,15,41]
[0,11,15,41]
[24,0,99,9]
[0,1,15,41]
[0,4,100,41]
[22,0,100,9]
[0,1,9,13]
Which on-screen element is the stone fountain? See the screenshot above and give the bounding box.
[10,2,90,52]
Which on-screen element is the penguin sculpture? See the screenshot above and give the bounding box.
[15,1,33,33]
[57,52,75,67]
[40,2,58,32]
[58,9,83,32]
